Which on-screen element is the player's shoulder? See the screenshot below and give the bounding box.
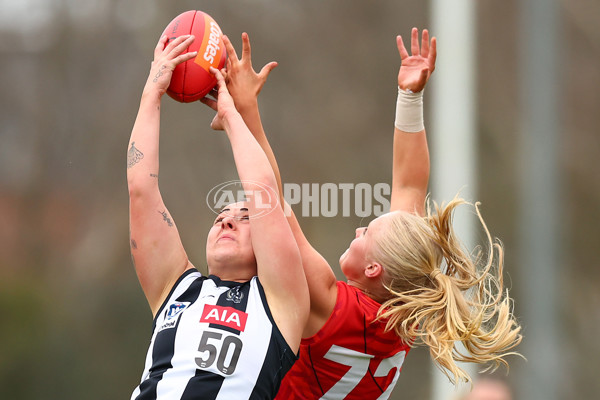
[336,281,381,309]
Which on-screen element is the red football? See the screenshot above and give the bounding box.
[161,10,227,103]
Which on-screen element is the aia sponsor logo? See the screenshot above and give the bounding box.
[201,304,248,331]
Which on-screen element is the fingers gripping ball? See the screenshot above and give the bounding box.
[161,10,227,103]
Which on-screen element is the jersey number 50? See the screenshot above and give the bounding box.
[195,331,243,376]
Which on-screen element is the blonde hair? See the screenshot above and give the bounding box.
[372,196,522,385]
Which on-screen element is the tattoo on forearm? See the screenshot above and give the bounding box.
[150,173,158,178]
[129,237,137,267]
[159,210,174,227]
[127,142,144,169]
[153,65,167,82]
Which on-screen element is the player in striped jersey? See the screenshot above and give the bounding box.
[215,28,522,399]
[127,35,309,399]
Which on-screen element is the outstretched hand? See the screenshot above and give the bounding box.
[397,28,437,93]
[201,32,277,112]
[144,35,197,97]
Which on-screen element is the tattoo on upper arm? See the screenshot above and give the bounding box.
[127,142,144,169]
[150,173,158,178]
[130,238,137,249]
[159,210,174,227]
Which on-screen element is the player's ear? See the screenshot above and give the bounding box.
[365,262,383,279]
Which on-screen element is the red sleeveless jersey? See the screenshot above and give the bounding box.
[276,281,411,399]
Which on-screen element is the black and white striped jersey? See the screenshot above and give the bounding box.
[131,269,296,400]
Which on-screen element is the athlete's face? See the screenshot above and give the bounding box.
[339,215,388,288]
[206,202,256,275]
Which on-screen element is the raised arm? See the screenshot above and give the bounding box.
[390,28,437,215]
[127,35,197,316]
[202,33,283,198]
[209,67,309,351]
[202,34,337,337]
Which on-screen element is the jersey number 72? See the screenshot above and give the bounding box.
[320,345,406,400]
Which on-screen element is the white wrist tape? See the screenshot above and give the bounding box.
[394,86,424,133]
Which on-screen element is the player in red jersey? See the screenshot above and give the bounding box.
[277,279,411,398]
[203,28,522,399]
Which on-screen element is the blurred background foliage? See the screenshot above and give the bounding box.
[0,0,598,399]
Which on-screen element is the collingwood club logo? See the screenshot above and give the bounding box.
[226,286,244,304]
